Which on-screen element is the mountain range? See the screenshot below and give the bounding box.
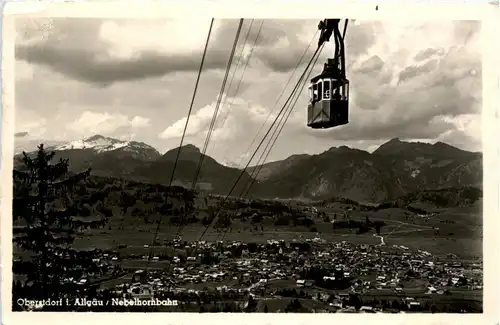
[247,138,482,202]
[13,134,482,203]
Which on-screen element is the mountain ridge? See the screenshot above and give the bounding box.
[14,135,482,203]
[245,138,482,203]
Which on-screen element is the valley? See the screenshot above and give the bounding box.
[12,135,483,312]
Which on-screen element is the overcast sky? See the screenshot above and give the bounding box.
[14,18,482,165]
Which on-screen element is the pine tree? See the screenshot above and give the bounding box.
[12,144,106,308]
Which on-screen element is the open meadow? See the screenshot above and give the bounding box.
[63,188,482,260]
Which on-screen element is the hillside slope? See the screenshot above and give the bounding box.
[14,136,482,203]
[248,139,482,202]
[14,137,255,195]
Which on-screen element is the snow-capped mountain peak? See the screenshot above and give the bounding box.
[52,135,161,161]
[55,135,129,153]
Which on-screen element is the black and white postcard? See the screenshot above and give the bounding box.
[1,1,498,325]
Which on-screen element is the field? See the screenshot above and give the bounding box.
[66,195,482,259]
[11,176,478,260]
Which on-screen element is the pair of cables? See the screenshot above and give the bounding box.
[146,18,242,271]
[200,38,325,245]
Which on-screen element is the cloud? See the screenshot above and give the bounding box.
[158,106,210,140]
[130,116,151,128]
[158,95,261,140]
[15,18,242,85]
[413,47,445,62]
[398,59,439,83]
[119,133,137,141]
[68,111,151,135]
[355,55,385,74]
[15,132,29,138]
[14,108,48,138]
[16,43,234,85]
[295,20,482,148]
[14,18,483,163]
[157,94,292,163]
[253,20,382,73]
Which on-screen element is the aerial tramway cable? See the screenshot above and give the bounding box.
[145,19,349,274]
[232,30,319,171]
[211,20,265,156]
[243,21,348,196]
[211,36,320,242]
[197,43,323,245]
[174,19,244,239]
[242,45,324,199]
[190,19,244,192]
[217,47,323,242]
[216,45,323,243]
[144,18,215,270]
[209,19,256,155]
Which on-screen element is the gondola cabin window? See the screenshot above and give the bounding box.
[329,80,349,101]
[323,79,331,100]
[309,80,333,102]
[342,82,349,100]
[309,83,320,102]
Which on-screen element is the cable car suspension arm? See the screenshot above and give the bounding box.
[318,19,348,78]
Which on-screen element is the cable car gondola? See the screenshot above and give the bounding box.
[307,19,349,129]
